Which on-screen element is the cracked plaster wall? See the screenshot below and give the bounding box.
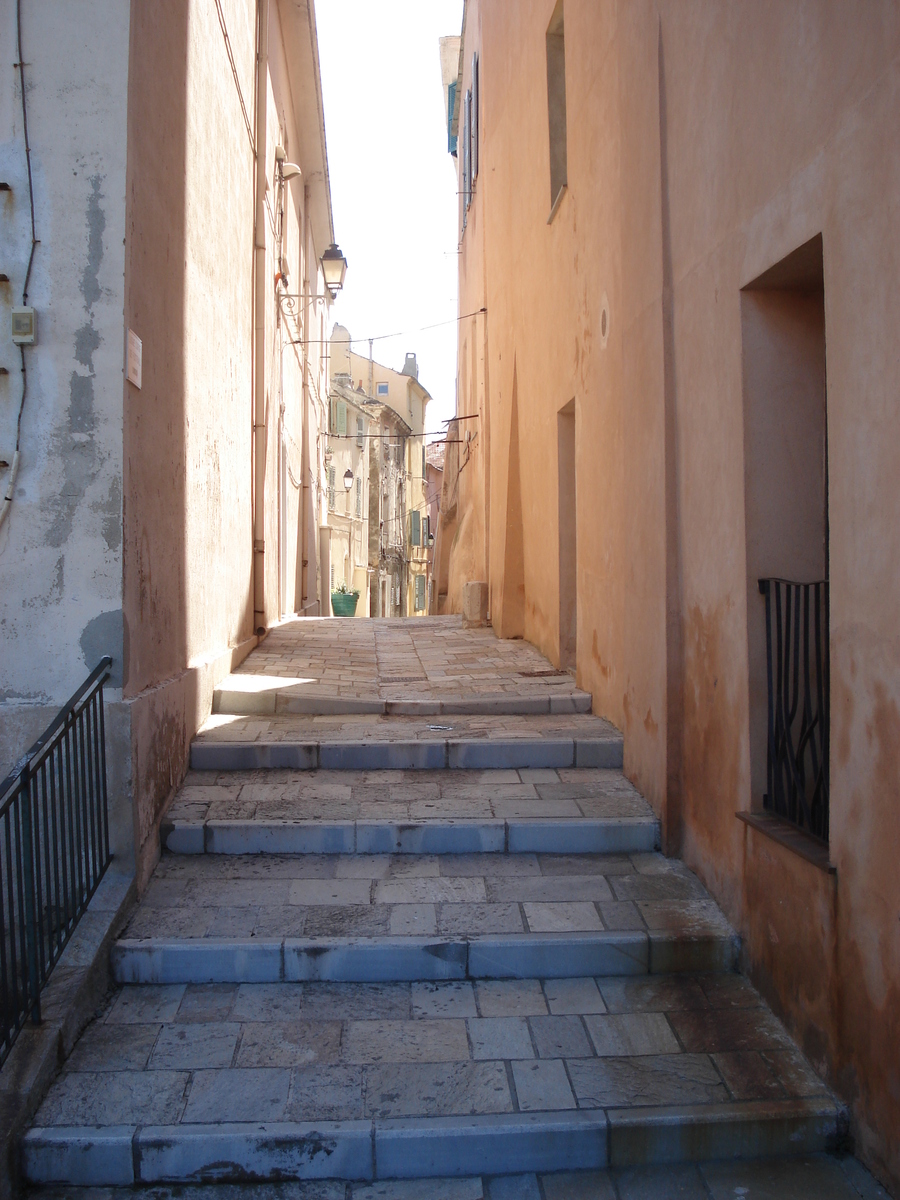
[0,0,130,865]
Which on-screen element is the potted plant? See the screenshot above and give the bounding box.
[330,580,360,616]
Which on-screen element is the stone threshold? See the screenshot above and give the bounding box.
[190,737,624,773]
[110,929,738,984]
[22,1097,842,1186]
[162,815,660,857]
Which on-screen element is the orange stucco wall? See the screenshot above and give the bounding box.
[449,0,900,1189]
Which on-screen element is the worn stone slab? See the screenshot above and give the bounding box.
[357,822,506,855]
[568,1055,728,1109]
[511,1059,576,1110]
[135,1121,374,1183]
[21,1125,135,1186]
[182,1068,292,1122]
[283,938,468,982]
[606,1098,841,1167]
[468,1017,535,1061]
[374,1111,608,1178]
[584,1013,682,1057]
[207,822,356,855]
[412,981,478,1018]
[112,939,283,984]
[365,1061,512,1119]
[507,819,658,855]
[544,978,607,1015]
[467,933,649,980]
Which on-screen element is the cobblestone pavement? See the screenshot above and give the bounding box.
[229,616,585,702]
[122,847,731,942]
[196,713,617,745]
[28,1153,891,1198]
[35,973,826,1126]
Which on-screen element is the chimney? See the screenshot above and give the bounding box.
[401,352,418,380]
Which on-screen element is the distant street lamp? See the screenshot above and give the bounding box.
[321,243,348,296]
[343,469,354,491]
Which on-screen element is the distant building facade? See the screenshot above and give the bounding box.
[329,327,431,617]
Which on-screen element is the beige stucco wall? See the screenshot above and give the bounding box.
[450,0,900,1188]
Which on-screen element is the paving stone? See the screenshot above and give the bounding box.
[375,877,487,904]
[468,1017,535,1061]
[365,1061,512,1118]
[231,983,305,1022]
[760,1046,831,1097]
[301,904,392,937]
[487,1174,541,1200]
[584,1013,681,1057]
[182,1067,292,1122]
[65,1022,160,1072]
[236,1020,342,1067]
[300,982,412,1020]
[713,1050,787,1100]
[524,902,603,932]
[289,879,372,905]
[38,1070,188,1125]
[700,1154,865,1199]
[541,1169,618,1199]
[438,853,540,877]
[149,1022,240,1069]
[599,901,645,931]
[544,978,607,1015]
[439,903,524,935]
[511,1059,576,1110]
[698,972,765,1009]
[487,877,613,903]
[529,1015,593,1059]
[597,975,709,1013]
[106,984,186,1024]
[613,1163,707,1198]
[285,1064,365,1120]
[354,1180,484,1199]
[342,1019,470,1064]
[391,904,438,935]
[477,980,548,1017]
[412,981,478,1018]
[667,1006,793,1053]
[568,1055,727,1108]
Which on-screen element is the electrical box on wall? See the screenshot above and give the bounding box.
[11,307,35,344]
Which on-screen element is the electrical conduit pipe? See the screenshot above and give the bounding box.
[252,0,269,634]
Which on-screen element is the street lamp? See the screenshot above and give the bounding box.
[343,469,354,491]
[321,243,348,296]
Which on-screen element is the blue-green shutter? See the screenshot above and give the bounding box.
[410,509,421,547]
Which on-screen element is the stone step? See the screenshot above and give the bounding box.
[214,675,594,717]
[163,767,655,857]
[24,1152,890,1199]
[190,713,623,772]
[109,850,738,984]
[21,975,841,1187]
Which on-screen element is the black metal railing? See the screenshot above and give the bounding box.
[759,579,829,842]
[0,657,112,1066]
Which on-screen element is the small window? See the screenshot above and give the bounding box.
[415,573,426,612]
[376,382,389,398]
[546,1,567,213]
[356,416,364,447]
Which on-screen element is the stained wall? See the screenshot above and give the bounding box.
[450,0,900,1188]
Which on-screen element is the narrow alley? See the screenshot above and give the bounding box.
[19,618,868,1198]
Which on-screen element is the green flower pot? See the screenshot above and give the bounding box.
[331,591,359,616]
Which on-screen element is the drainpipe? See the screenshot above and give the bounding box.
[252,0,270,634]
[299,183,311,611]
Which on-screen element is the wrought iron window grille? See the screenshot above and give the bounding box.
[759,579,829,843]
[0,657,113,1065]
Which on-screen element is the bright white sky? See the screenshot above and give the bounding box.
[315,0,464,438]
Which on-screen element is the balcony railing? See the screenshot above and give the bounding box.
[759,579,829,843]
[0,657,112,1065]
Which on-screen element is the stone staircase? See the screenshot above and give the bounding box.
[20,623,844,1192]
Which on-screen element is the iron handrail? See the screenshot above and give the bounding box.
[0,657,113,1066]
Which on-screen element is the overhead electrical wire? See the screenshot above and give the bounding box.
[1,0,39,535]
[285,306,486,348]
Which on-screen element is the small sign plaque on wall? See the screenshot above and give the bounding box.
[126,329,142,389]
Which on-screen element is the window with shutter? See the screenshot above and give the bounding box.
[328,466,335,510]
[357,416,364,447]
[329,399,338,434]
[472,53,479,183]
[355,476,362,517]
[410,509,420,547]
[415,574,426,612]
[337,402,347,437]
